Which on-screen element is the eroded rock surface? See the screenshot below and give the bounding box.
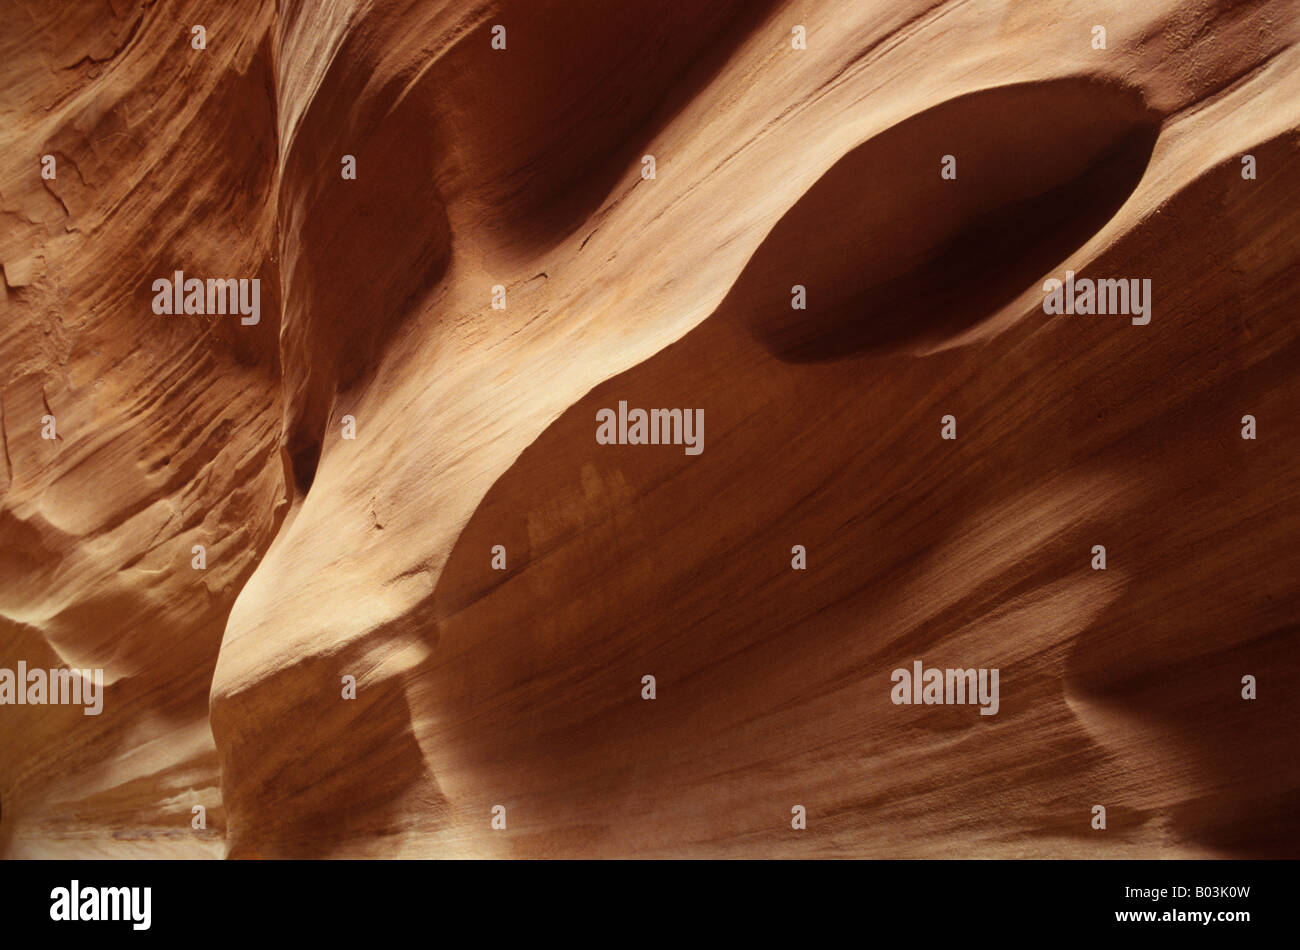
[2,0,1298,857]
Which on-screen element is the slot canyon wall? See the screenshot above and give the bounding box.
[1,0,1298,858]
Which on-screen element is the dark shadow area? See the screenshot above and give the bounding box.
[276,26,454,502]
[214,661,448,859]
[287,433,321,496]
[1066,624,1300,856]
[435,0,784,250]
[736,79,1161,361]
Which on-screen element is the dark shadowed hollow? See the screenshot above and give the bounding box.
[740,80,1161,360]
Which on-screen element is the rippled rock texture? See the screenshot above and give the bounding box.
[2,0,1298,858]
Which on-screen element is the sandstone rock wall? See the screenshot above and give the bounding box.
[2,0,1297,858]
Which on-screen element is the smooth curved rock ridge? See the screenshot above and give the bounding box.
[1,0,1298,858]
